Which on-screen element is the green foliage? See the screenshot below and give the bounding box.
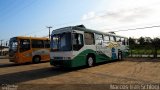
[129,37,160,58]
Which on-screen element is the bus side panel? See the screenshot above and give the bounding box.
[95,53,111,63]
[72,55,86,67]
[71,49,96,67]
[72,49,111,67]
[71,49,112,67]
[18,50,32,63]
[41,54,50,61]
[32,48,50,61]
[66,49,113,67]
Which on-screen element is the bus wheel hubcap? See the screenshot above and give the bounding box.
[119,53,122,60]
[35,57,40,62]
[88,57,93,66]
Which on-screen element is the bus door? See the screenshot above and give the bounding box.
[103,35,112,58]
[19,39,32,63]
[109,36,118,60]
[95,34,110,61]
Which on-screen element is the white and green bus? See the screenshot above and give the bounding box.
[50,25,129,68]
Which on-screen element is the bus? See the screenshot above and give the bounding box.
[9,36,50,64]
[50,25,129,68]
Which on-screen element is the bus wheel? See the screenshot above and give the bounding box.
[87,56,94,67]
[33,56,41,63]
[118,51,123,60]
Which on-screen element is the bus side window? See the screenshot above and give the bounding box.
[125,39,129,45]
[32,40,44,48]
[44,40,50,48]
[20,39,30,52]
[104,35,110,42]
[73,33,84,51]
[95,34,103,45]
[116,37,121,42]
[110,36,115,42]
[84,32,95,45]
[121,38,125,45]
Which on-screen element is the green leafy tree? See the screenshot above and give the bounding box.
[138,37,145,45]
[152,38,160,58]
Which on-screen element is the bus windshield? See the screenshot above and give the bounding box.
[51,32,72,51]
[9,37,18,52]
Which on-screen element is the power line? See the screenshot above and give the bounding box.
[13,3,159,37]
[4,24,160,42]
[2,0,160,39]
[0,0,25,19]
[0,0,37,21]
[110,25,160,32]
[24,27,46,36]
[26,24,160,38]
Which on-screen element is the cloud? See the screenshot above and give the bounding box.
[81,7,152,23]
[82,11,96,20]
[119,7,152,22]
[80,0,160,38]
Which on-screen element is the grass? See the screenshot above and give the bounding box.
[130,49,160,55]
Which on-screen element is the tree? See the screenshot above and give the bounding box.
[138,37,145,45]
[144,37,152,45]
[129,37,135,45]
[152,38,160,58]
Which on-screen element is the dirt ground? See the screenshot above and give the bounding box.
[0,58,160,90]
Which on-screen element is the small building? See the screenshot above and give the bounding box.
[0,47,9,56]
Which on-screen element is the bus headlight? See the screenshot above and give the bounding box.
[63,57,71,60]
[52,57,71,60]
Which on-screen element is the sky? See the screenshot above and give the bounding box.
[0,0,160,45]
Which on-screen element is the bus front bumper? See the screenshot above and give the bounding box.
[50,59,73,68]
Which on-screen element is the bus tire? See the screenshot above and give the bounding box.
[87,56,94,67]
[118,51,123,60]
[33,56,41,63]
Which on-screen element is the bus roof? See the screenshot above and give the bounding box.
[11,36,50,40]
[52,25,128,38]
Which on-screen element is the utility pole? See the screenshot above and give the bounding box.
[0,40,3,56]
[6,41,8,47]
[46,26,52,39]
